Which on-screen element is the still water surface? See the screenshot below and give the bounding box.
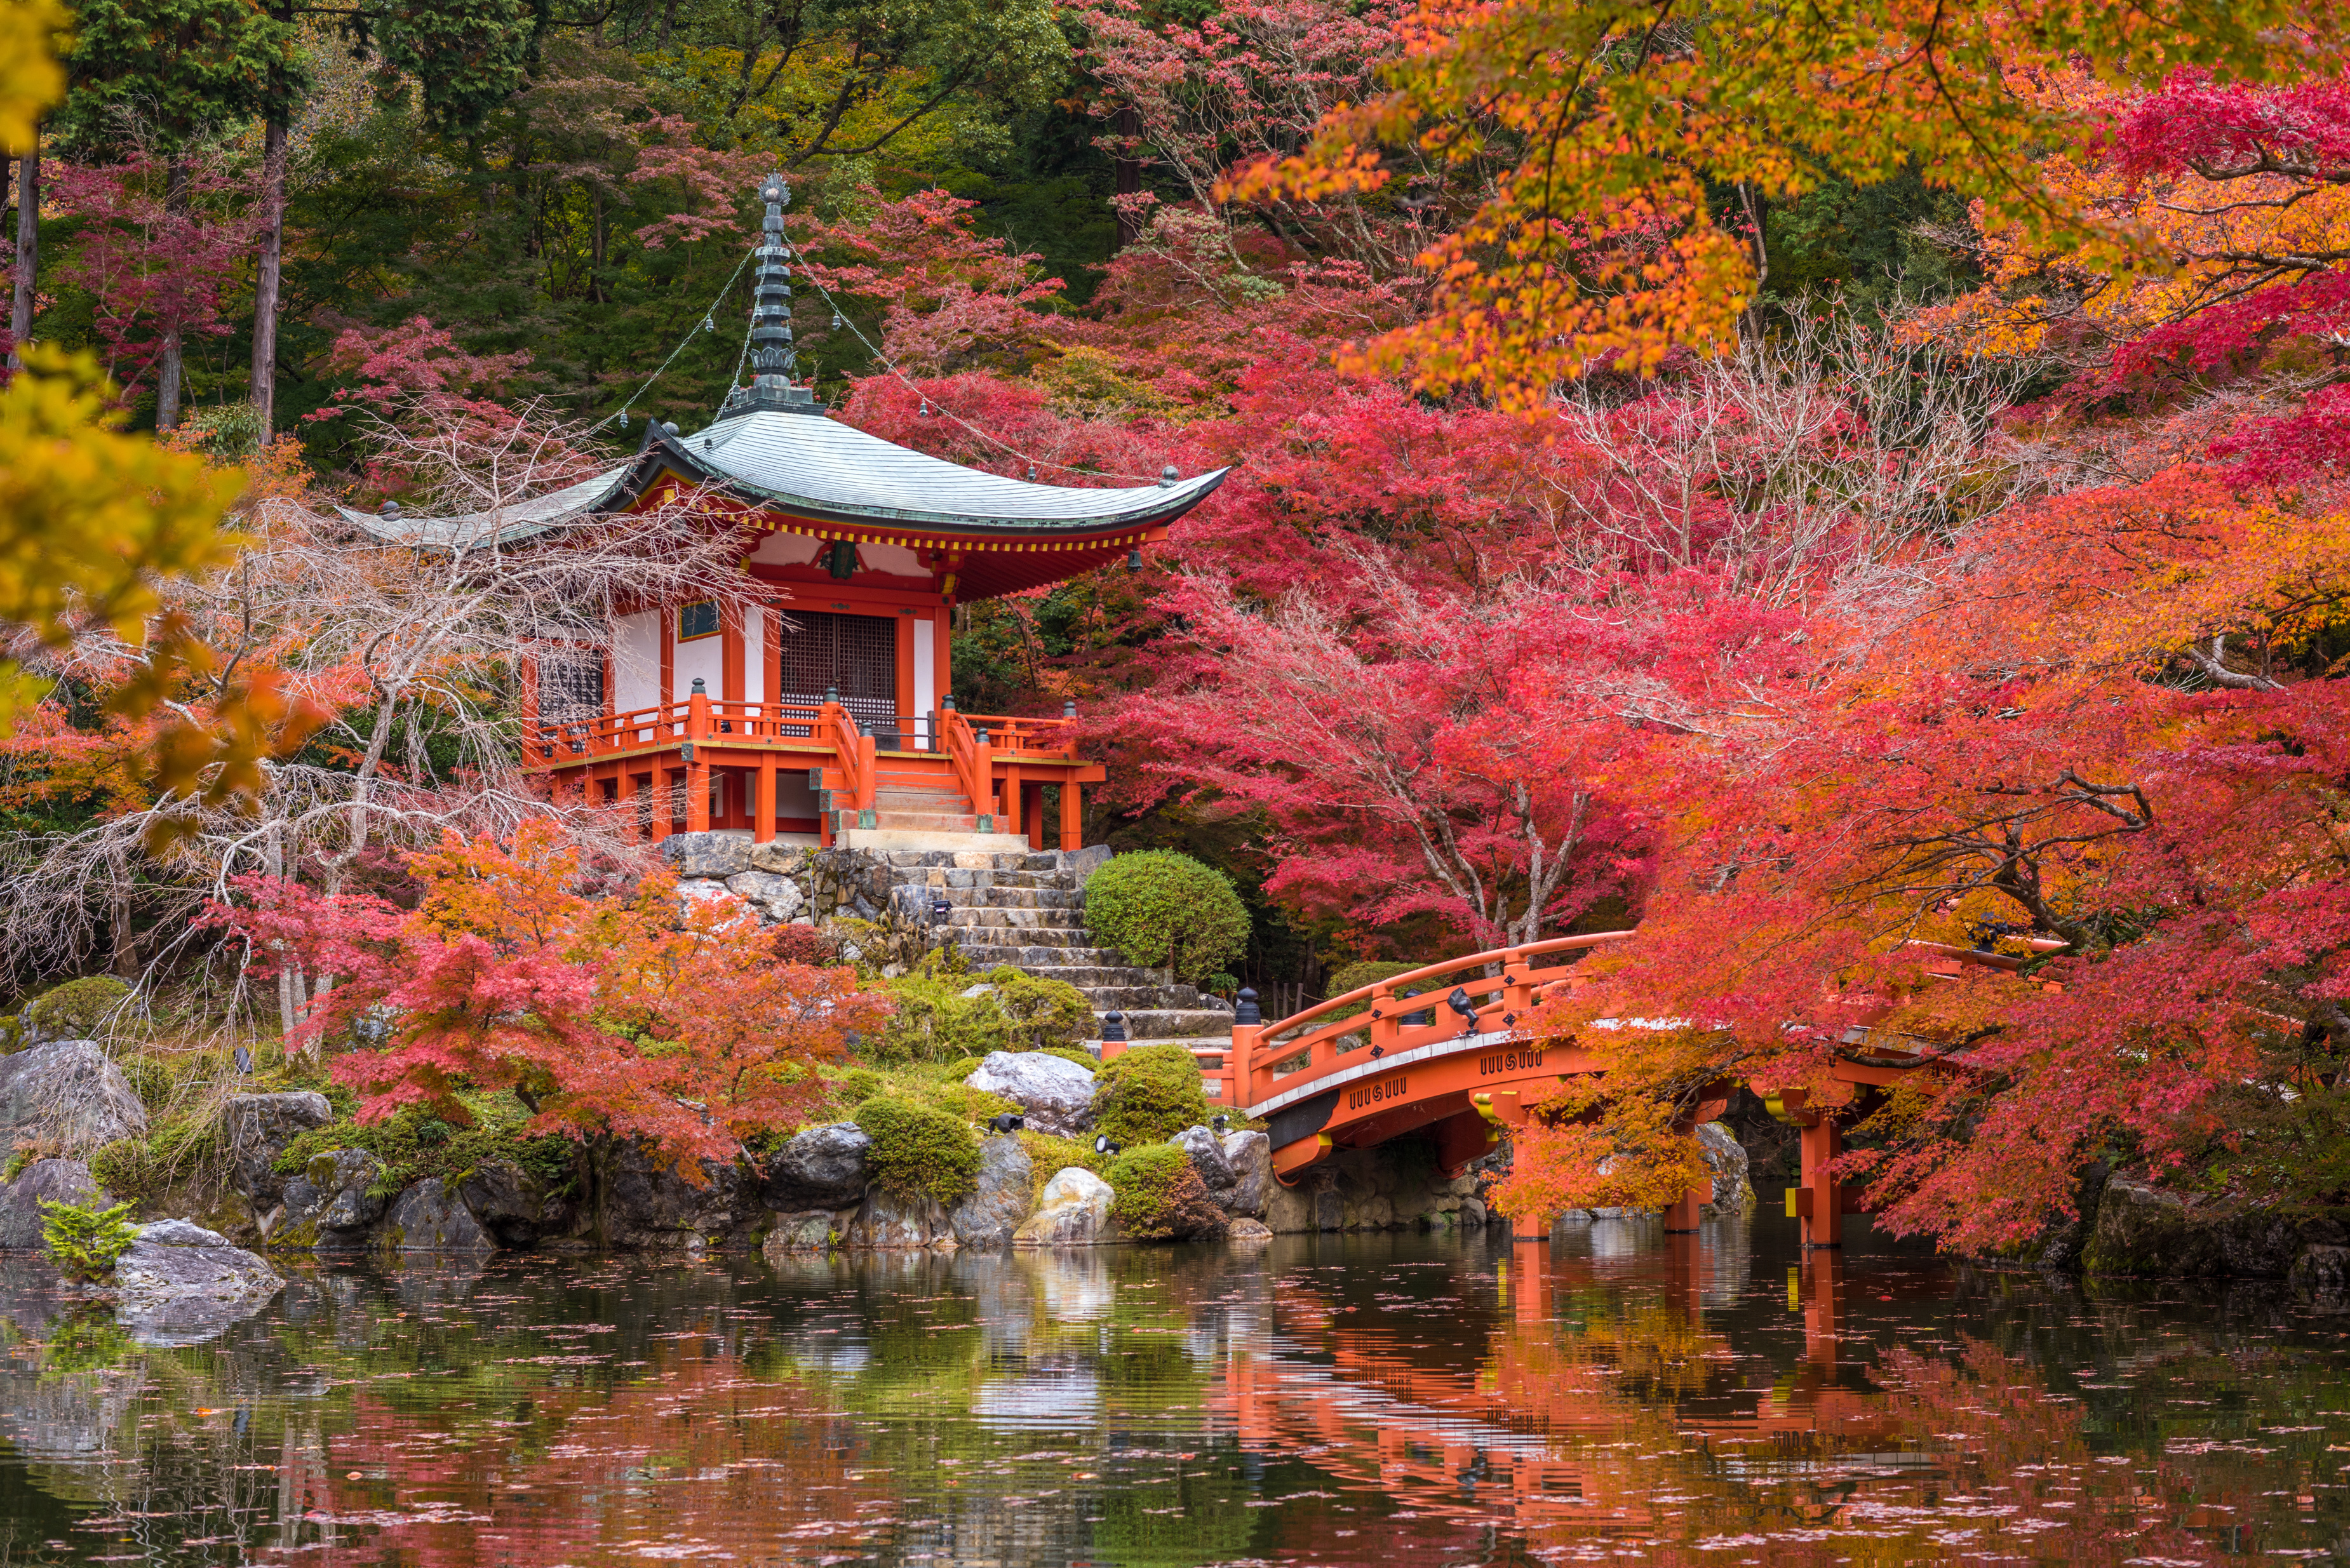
[4,1218,2350,1567]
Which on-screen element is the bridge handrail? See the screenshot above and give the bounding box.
[1236,931,1636,1110]
[1256,932,1639,1043]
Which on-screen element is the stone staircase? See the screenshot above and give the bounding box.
[886,848,1237,1071]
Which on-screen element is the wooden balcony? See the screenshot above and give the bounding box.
[524,690,1104,850]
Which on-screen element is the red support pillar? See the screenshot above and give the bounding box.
[1796,1116,1842,1249]
[685,689,712,834]
[1059,779,1081,852]
[618,768,640,843]
[650,767,673,841]
[755,754,777,844]
[1023,782,1045,850]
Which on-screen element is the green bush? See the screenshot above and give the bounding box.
[876,966,1009,1064]
[1106,1144,1225,1241]
[41,1197,138,1282]
[985,966,1095,1052]
[24,977,132,1042]
[835,1068,885,1108]
[1091,1043,1209,1148]
[853,1096,982,1205]
[273,1101,579,1200]
[1082,852,1250,986]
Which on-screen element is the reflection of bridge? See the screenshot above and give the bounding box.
[1205,1235,1920,1548]
[1135,934,2029,1245]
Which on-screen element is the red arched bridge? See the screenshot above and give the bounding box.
[1101,932,2038,1247]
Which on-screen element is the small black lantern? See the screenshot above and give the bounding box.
[1100,1010,1127,1043]
[1126,547,1142,573]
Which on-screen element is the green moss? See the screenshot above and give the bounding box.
[1105,1144,1223,1241]
[24,977,132,1041]
[1014,1129,1110,1209]
[835,1068,885,1108]
[1081,851,1250,985]
[983,965,1094,1052]
[1091,1043,1209,1148]
[272,1097,579,1200]
[853,1096,983,1206]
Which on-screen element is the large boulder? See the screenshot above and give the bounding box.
[847,1187,955,1249]
[1695,1122,1754,1217]
[115,1220,281,1344]
[458,1156,580,1249]
[950,1136,1033,1249]
[2082,1177,2349,1278]
[1220,1130,1272,1218]
[662,831,752,879]
[1174,1125,1237,1209]
[964,1052,1096,1139]
[726,870,805,922]
[765,1124,872,1210]
[601,1148,765,1250]
[0,1041,148,1156]
[1012,1167,1115,1247]
[377,1178,497,1256]
[762,1211,841,1258]
[271,1148,387,1246]
[0,1158,103,1251]
[220,1092,334,1209]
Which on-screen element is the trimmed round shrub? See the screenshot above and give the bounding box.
[986,966,1094,1052]
[1106,1144,1226,1240]
[25,977,132,1042]
[835,1067,884,1108]
[853,1096,982,1205]
[1089,1043,1209,1148]
[1082,851,1249,986]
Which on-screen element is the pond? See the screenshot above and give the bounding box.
[3,1217,2349,1567]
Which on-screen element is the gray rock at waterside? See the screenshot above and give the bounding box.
[849,1187,955,1249]
[1695,1122,1755,1218]
[2292,1244,2350,1296]
[1012,1167,1114,1247]
[459,1156,580,1249]
[2033,1161,2111,1273]
[762,1211,840,1257]
[765,1123,871,1210]
[950,1136,1033,1249]
[602,1148,765,1250]
[1226,1217,1273,1243]
[378,1179,496,1256]
[114,1220,281,1341]
[965,1051,1096,1139]
[1174,1125,1237,1208]
[662,831,753,879]
[2081,1177,2349,1278]
[726,869,805,920]
[0,1159,103,1251]
[268,1148,387,1246]
[0,1040,148,1156]
[220,1091,334,1209]
[1220,1130,1272,1218]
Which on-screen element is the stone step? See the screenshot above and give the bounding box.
[875,789,972,810]
[945,906,1085,930]
[1076,984,1209,1011]
[879,850,1066,873]
[955,948,1131,974]
[946,886,1081,910]
[950,927,1096,951]
[897,868,1072,893]
[1096,1007,1235,1039]
[1103,1036,1230,1062]
[868,812,981,833]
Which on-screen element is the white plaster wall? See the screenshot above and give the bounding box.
[912,615,936,749]
[674,626,724,700]
[747,532,821,566]
[613,611,660,712]
[742,605,766,702]
[858,541,929,579]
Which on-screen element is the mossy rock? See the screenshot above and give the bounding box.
[1091,1043,1209,1148]
[1105,1144,1225,1241]
[24,977,132,1041]
[852,1096,982,1206]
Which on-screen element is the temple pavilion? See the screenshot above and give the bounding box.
[352,173,1226,852]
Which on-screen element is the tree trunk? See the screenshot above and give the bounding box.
[8,141,36,370]
[1112,107,1144,251]
[250,116,288,439]
[156,159,191,429]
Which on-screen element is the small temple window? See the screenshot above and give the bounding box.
[677,600,721,641]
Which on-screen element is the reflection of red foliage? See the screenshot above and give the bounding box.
[276,1344,881,1565]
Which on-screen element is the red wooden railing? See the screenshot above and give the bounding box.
[1221,932,1638,1112]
